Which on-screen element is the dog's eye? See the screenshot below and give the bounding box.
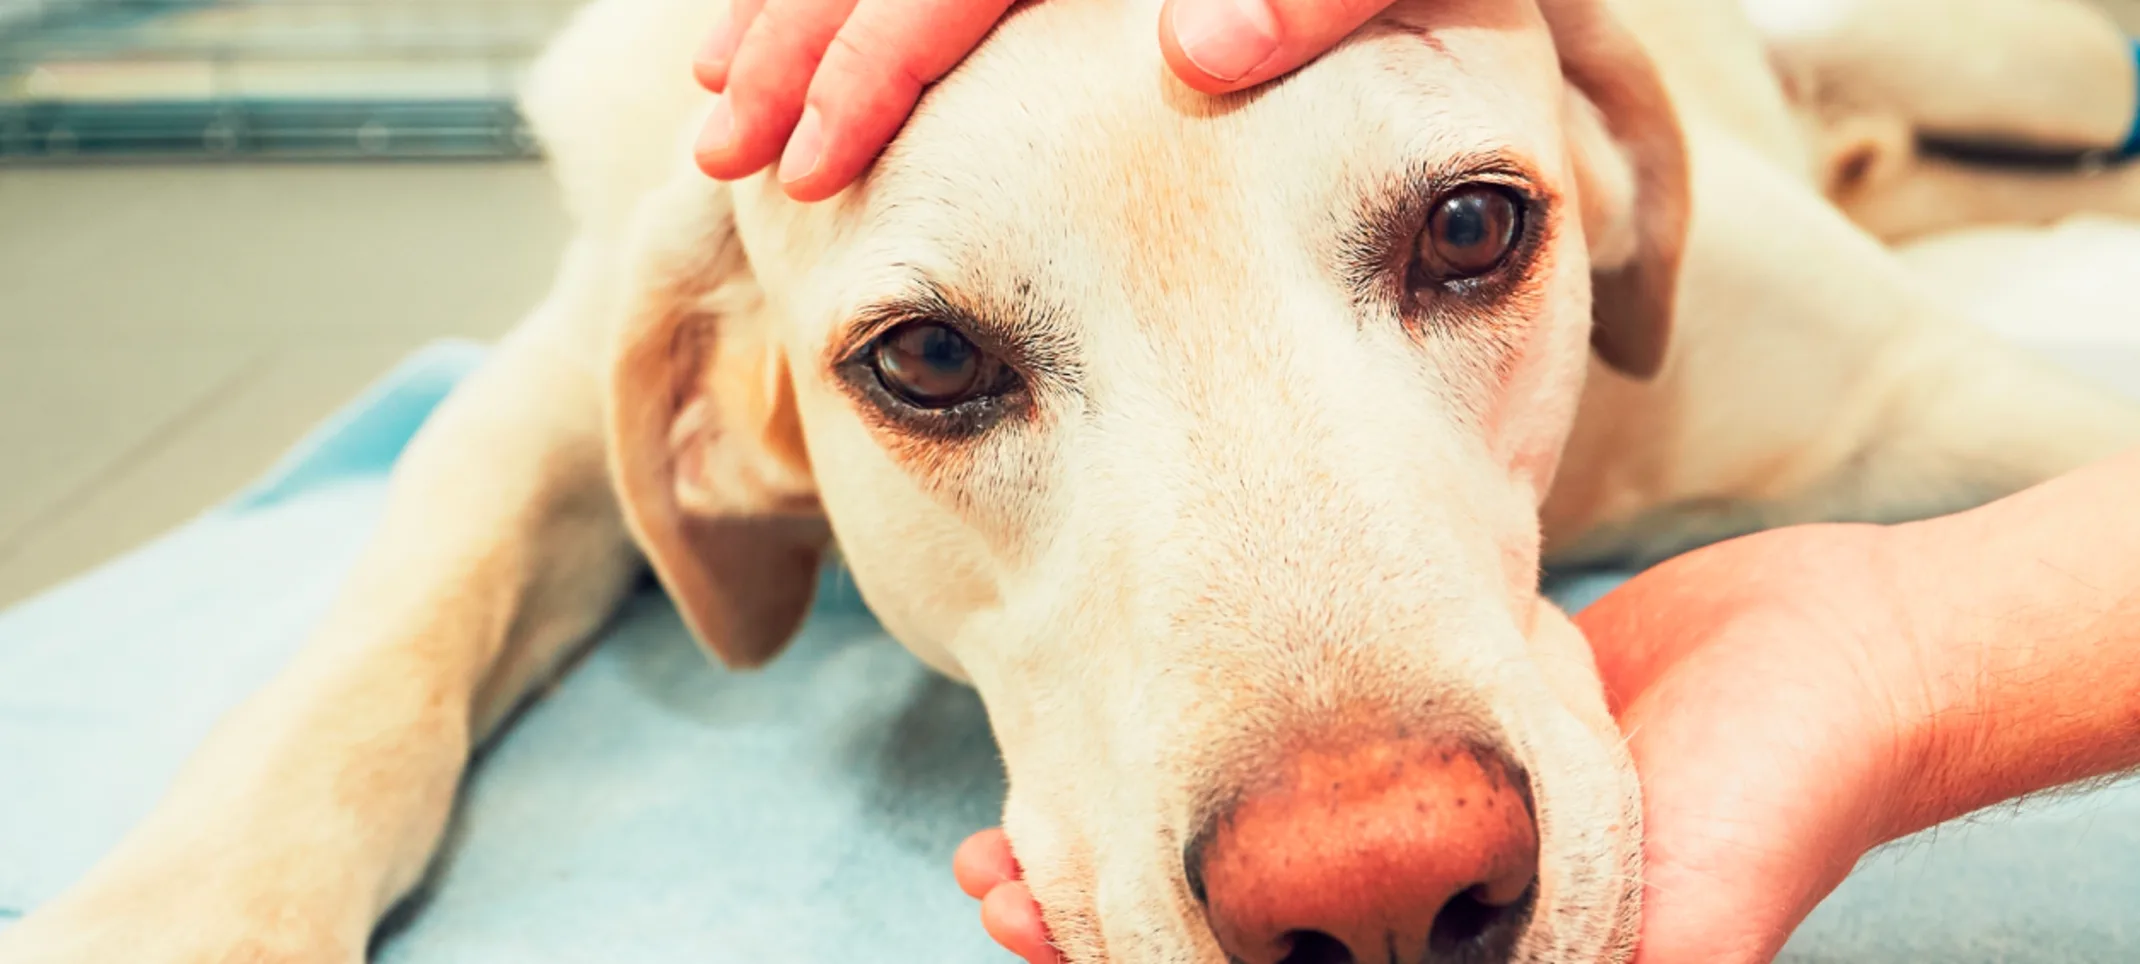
[1415,185,1523,284]
[868,321,1009,409]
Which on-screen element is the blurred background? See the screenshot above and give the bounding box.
[0,0,587,605]
[3,0,2140,608]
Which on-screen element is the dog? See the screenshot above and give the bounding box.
[6,0,2140,961]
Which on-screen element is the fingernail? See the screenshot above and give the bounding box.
[693,41,727,88]
[694,12,741,88]
[696,95,734,159]
[779,106,824,185]
[1170,0,1280,83]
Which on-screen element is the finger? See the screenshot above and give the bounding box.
[693,0,767,92]
[981,882,1061,964]
[777,0,1018,200]
[953,828,1023,899]
[1157,0,1392,94]
[695,0,861,180]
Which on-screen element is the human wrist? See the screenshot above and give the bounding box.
[1867,514,1990,846]
[1872,450,2140,844]
[1783,521,1955,857]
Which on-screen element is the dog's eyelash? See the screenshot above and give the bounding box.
[828,281,1082,385]
[829,289,981,370]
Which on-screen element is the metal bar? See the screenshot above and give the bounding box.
[0,0,574,161]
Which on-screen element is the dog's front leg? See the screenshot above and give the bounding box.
[0,264,638,963]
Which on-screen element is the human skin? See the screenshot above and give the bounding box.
[682,1,2140,958]
[689,0,1398,200]
[956,446,2140,963]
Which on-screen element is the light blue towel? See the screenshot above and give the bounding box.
[1,343,2134,961]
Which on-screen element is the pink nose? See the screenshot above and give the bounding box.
[1187,740,1540,964]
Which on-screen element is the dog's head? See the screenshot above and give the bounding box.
[601,0,1684,959]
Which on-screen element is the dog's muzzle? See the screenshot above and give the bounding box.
[1185,739,1539,964]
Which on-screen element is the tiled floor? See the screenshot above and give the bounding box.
[0,161,568,605]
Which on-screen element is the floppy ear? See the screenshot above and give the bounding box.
[1539,0,1689,380]
[606,176,830,669]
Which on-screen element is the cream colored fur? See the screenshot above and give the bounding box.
[5,0,2140,961]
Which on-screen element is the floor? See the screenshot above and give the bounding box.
[0,162,569,606]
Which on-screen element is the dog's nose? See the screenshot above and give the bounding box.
[1187,740,1538,964]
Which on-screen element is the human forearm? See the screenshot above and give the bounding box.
[1883,446,2140,840]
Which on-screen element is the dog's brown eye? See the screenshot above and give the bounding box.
[869,322,1006,409]
[1416,186,1522,283]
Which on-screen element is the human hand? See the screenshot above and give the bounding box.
[1575,523,1931,963]
[692,0,1399,200]
[949,523,1934,963]
[952,827,1061,964]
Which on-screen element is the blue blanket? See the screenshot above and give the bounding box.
[2,343,2134,961]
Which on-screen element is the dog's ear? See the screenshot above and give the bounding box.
[1540,0,1689,380]
[607,177,830,669]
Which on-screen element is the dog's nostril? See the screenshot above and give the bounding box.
[1193,740,1538,964]
[1277,930,1354,964]
[1428,883,1535,957]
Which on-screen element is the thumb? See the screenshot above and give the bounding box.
[1631,845,1822,964]
[1158,0,1394,93]
[1620,694,1874,964]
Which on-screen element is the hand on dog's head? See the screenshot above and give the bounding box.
[577,1,1686,959]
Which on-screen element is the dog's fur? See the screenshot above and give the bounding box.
[7,0,2140,961]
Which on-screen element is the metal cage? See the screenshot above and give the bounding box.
[0,0,580,161]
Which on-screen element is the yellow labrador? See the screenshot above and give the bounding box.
[6,0,2140,961]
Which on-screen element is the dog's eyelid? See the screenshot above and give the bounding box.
[824,280,1082,394]
[826,287,970,367]
[1408,150,1548,202]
